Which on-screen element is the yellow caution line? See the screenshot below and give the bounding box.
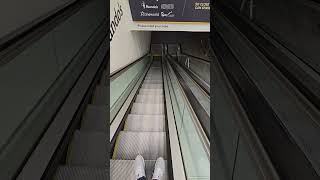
[66,139,74,164]
[112,135,121,159]
[124,120,128,130]
[134,21,209,24]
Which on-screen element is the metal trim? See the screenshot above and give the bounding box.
[110,61,152,141]
[163,59,187,180]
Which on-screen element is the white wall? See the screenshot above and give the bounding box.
[110,0,151,74]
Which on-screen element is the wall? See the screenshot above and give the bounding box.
[151,31,210,59]
[110,0,151,74]
[0,0,75,42]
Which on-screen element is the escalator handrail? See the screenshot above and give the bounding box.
[166,54,210,136]
[180,52,211,64]
[110,53,150,78]
[162,57,187,180]
[0,0,93,67]
[215,1,320,111]
[164,55,210,158]
[212,25,319,179]
[168,53,210,95]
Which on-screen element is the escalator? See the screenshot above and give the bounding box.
[110,57,168,179]
[53,69,109,179]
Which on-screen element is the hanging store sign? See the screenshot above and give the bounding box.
[128,0,210,22]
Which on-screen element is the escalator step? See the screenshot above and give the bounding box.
[99,70,107,85]
[146,72,162,74]
[81,105,108,132]
[113,131,166,160]
[143,80,163,84]
[145,76,162,80]
[54,166,107,180]
[151,63,161,67]
[146,74,162,78]
[110,160,168,180]
[140,84,163,90]
[125,114,165,132]
[67,131,107,167]
[135,94,164,104]
[131,103,164,115]
[139,89,163,95]
[145,76,162,79]
[92,85,107,106]
[148,71,162,74]
[148,68,162,72]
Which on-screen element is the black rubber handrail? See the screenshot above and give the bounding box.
[110,53,150,78]
[168,53,210,95]
[166,55,210,137]
[215,1,320,111]
[212,26,319,179]
[0,0,92,67]
[180,52,210,63]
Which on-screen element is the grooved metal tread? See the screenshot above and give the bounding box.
[143,80,163,84]
[145,76,163,80]
[100,70,108,84]
[113,131,167,160]
[110,160,168,180]
[147,71,162,73]
[135,94,164,104]
[92,85,107,106]
[81,105,108,132]
[145,73,162,76]
[131,103,164,115]
[54,166,107,180]
[67,131,108,167]
[140,86,163,91]
[142,83,163,88]
[139,89,163,95]
[125,114,165,132]
[147,72,162,75]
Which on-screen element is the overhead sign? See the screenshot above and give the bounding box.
[129,0,210,22]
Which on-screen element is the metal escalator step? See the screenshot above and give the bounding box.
[146,74,162,77]
[141,83,163,89]
[54,166,107,180]
[140,84,163,89]
[99,70,107,85]
[135,94,164,104]
[145,76,162,80]
[151,63,161,67]
[139,89,163,95]
[92,85,107,106]
[131,103,164,115]
[144,80,163,84]
[113,131,167,160]
[110,160,168,180]
[148,69,161,71]
[145,75,162,79]
[67,131,107,167]
[125,114,165,132]
[81,105,107,132]
[148,70,161,73]
[146,73,162,75]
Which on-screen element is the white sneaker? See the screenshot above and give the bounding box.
[152,157,165,180]
[135,155,146,179]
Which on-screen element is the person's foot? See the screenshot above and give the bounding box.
[135,155,146,179]
[152,157,165,180]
